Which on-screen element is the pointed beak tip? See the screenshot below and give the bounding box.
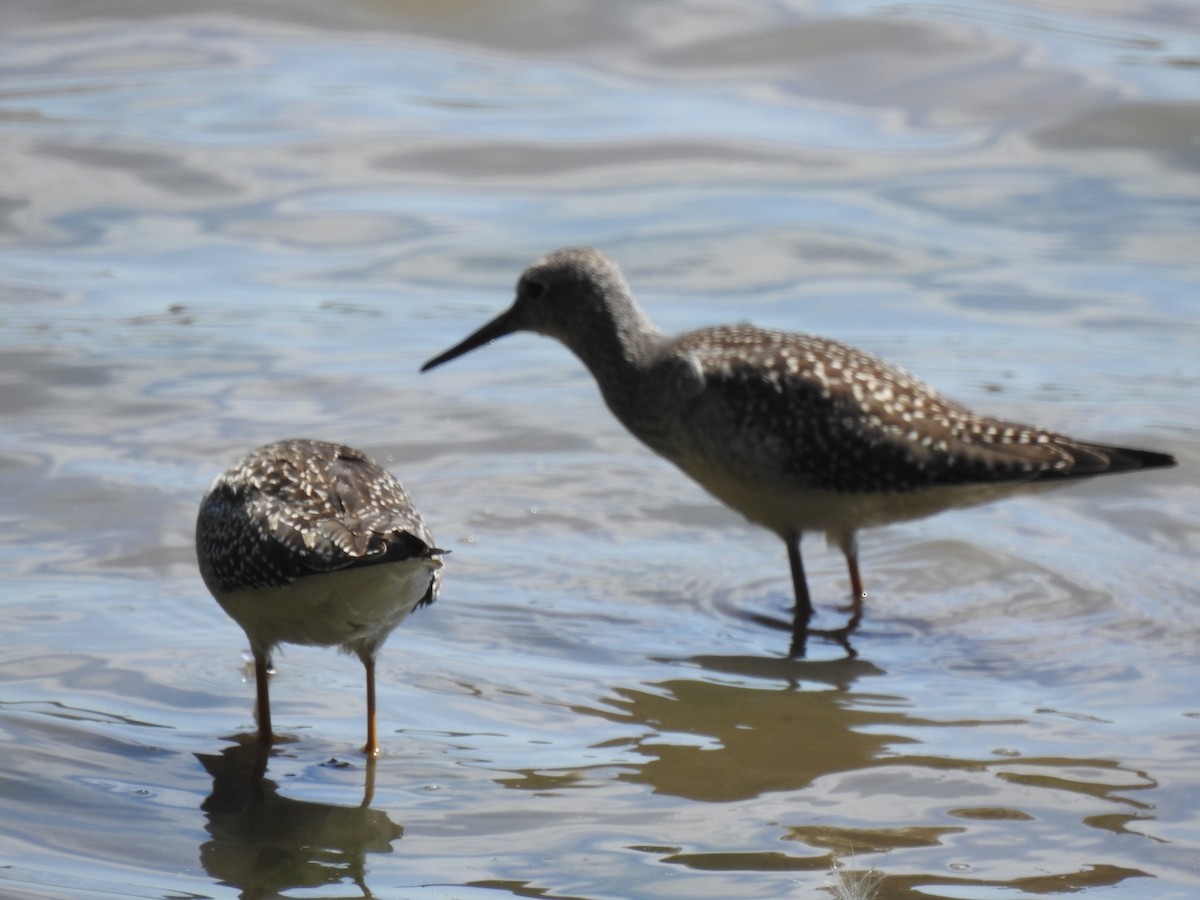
[420,340,481,374]
[420,308,518,374]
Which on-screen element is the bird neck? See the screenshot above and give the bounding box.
[555,293,662,405]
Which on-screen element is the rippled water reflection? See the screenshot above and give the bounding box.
[2,1,1198,897]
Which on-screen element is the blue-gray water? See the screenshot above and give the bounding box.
[1,1,1198,898]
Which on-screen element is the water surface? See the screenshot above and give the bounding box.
[1,1,1198,898]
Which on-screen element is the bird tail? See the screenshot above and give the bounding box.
[1063,442,1176,477]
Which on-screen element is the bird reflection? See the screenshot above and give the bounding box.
[572,655,890,802]
[196,735,402,900]
[733,604,860,658]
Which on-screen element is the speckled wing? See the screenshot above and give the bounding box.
[657,326,1166,494]
[196,440,440,595]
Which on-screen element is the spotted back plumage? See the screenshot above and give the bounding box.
[196,439,441,599]
[648,324,1162,495]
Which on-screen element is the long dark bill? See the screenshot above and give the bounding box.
[421,307,521,372]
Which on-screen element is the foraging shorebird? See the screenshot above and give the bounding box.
[197,439,444,754]
[421,247,1175,655]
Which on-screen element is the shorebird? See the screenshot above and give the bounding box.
[196,439,444,755]
[421,247,1175,655]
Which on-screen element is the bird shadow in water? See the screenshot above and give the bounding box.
[196,734,402,899]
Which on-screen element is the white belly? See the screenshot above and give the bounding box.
[679,452,1063,543]
[214,557,441,657]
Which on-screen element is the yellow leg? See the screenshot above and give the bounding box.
[361,653,379,757]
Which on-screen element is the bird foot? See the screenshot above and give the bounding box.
[745,610,861,659]
[746,610,791,632]
[800,622,859,658]
[835,593,866,615]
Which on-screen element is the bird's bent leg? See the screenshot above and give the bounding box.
[845,554,865,619]
[834,531,866,624]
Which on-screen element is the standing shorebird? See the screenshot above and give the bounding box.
[197,439,444,755]
[422,247,1175,655]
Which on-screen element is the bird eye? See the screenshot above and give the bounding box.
[522,278,546,301]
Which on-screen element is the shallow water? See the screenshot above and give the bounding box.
[1,1,1198,898]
